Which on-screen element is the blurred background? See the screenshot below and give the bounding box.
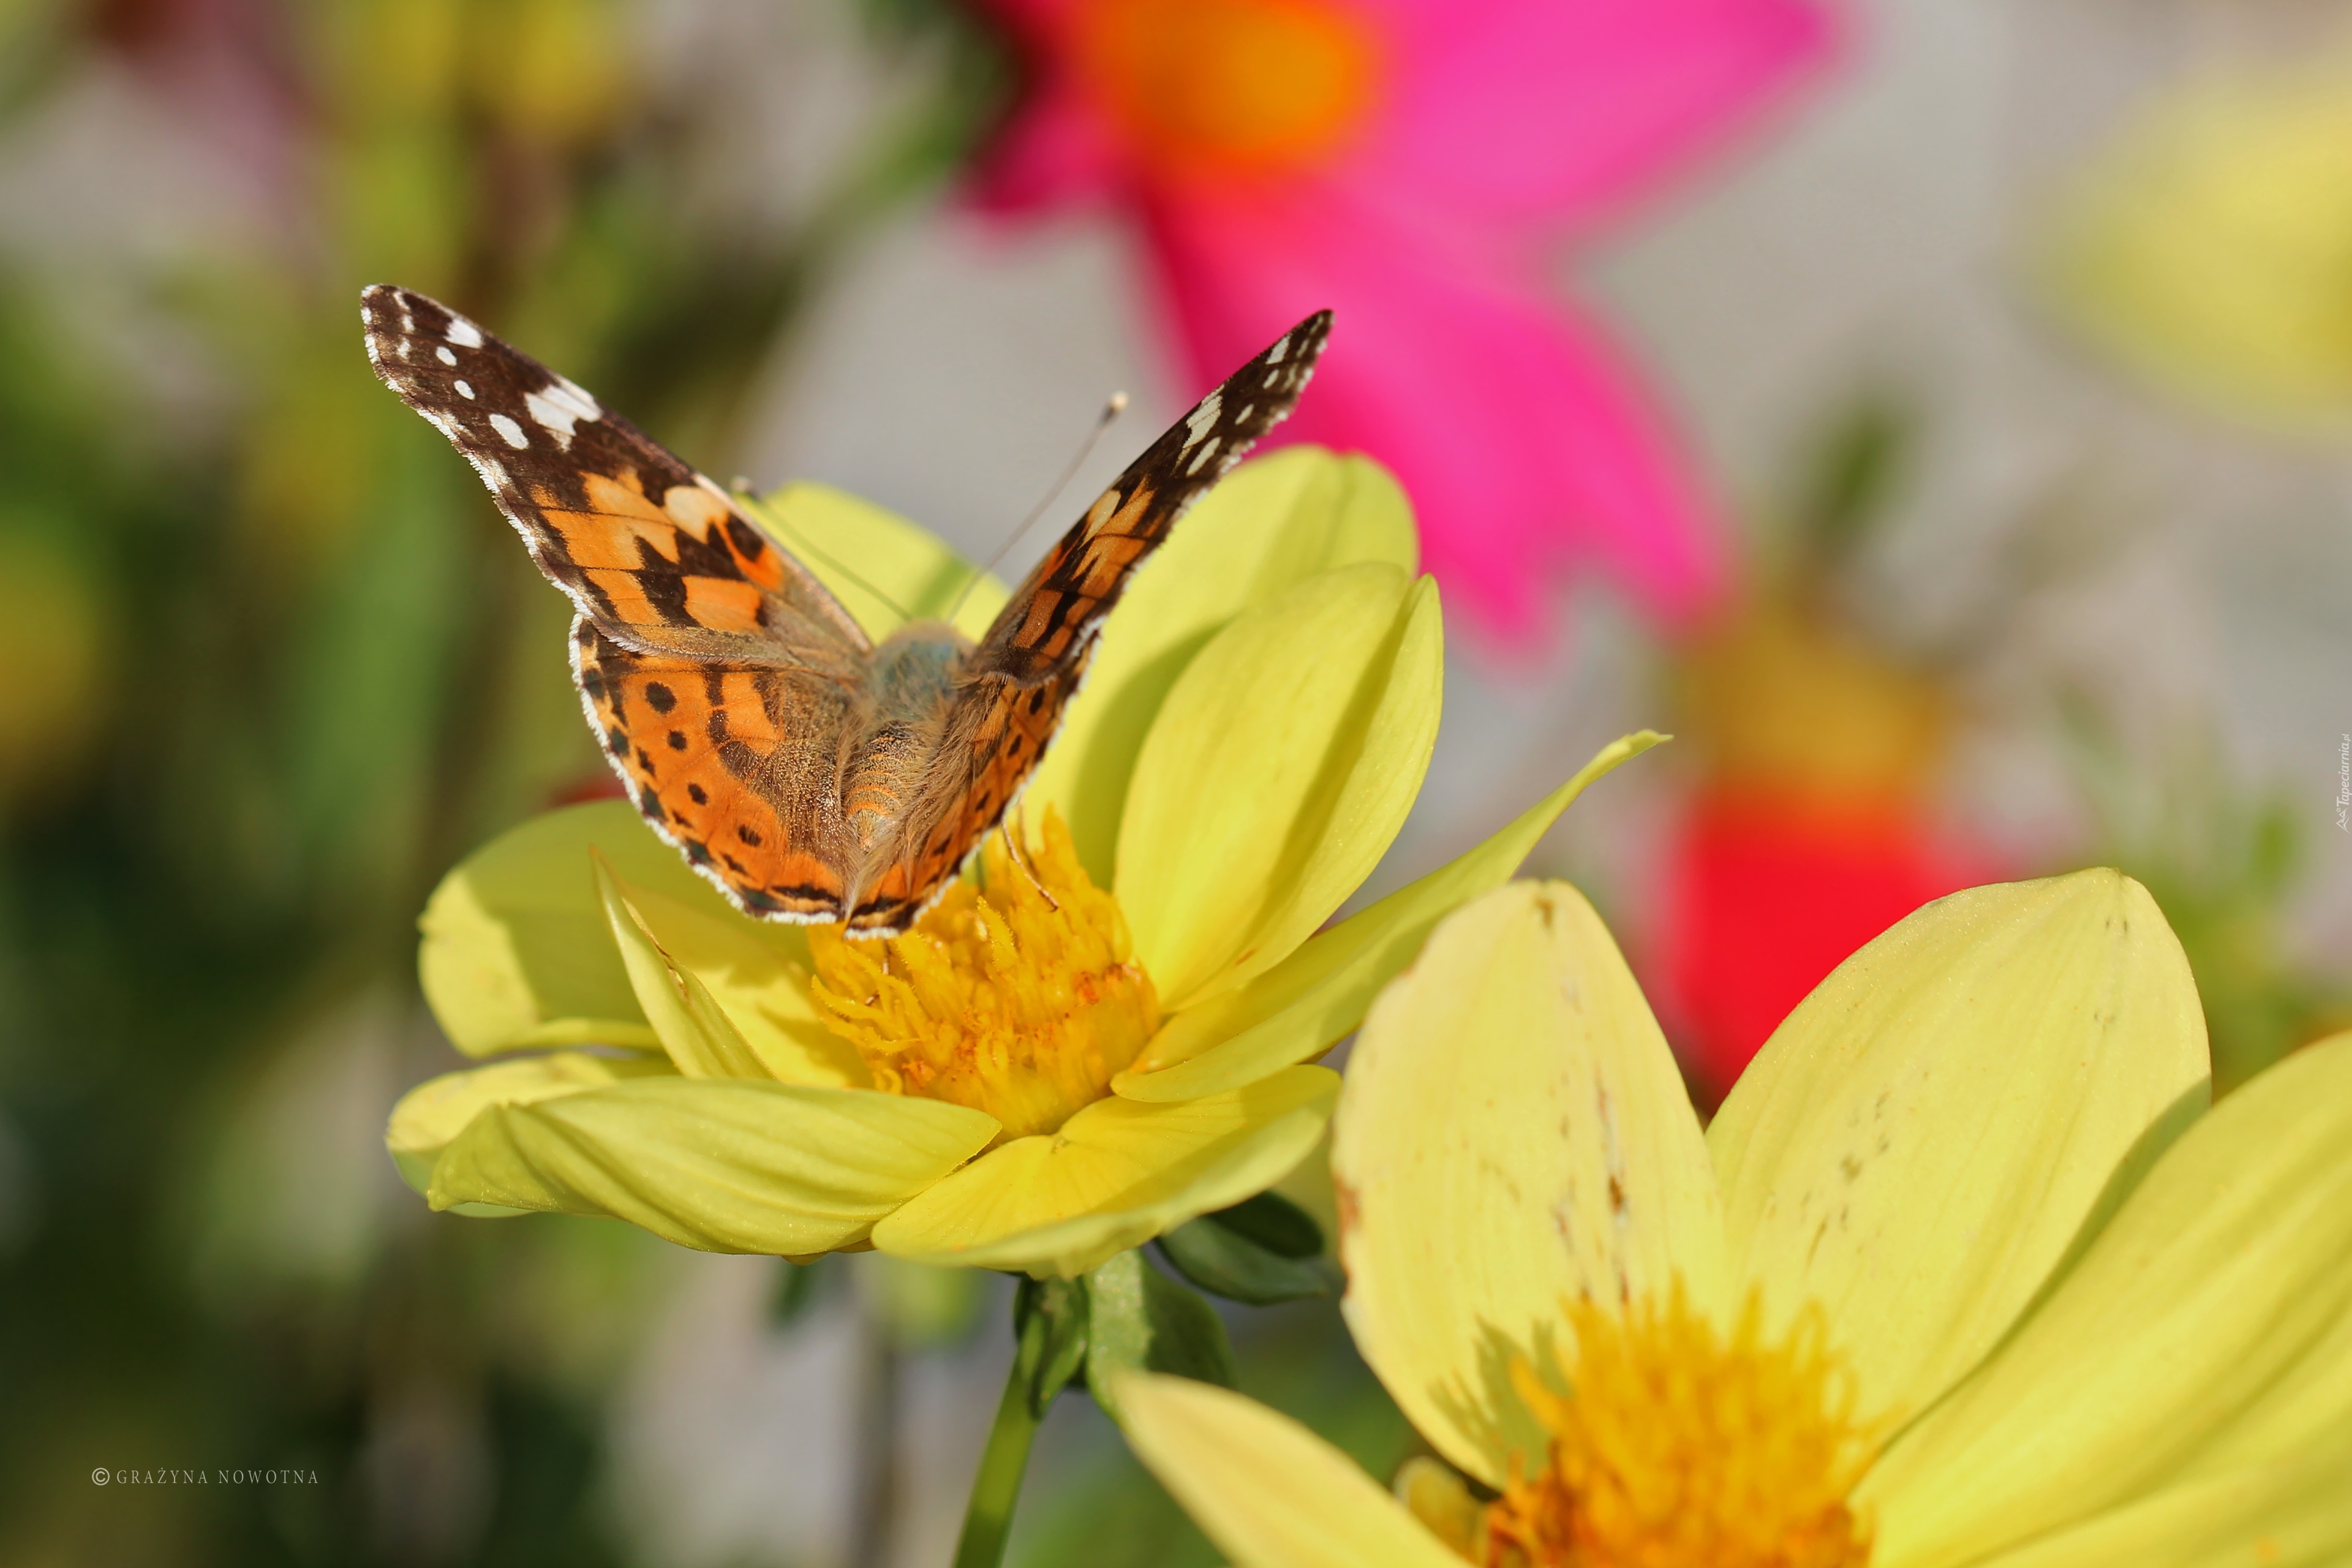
[2,0,2349,1562]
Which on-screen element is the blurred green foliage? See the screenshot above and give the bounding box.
[0,0,1003,1562]
[2062,701,2352,1094]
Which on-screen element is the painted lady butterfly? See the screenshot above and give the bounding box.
[362,285,1330,933]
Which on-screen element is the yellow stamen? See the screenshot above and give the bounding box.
[807,809,1158,1142]
[1075,0,1382,183]
[1477,1282,1874,1568]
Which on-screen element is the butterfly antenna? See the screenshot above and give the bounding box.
[732,486,922,628]
[947,391,1129,624]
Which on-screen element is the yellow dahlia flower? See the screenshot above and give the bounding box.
[2048,48,2352,426]
[389,448,1656,1278]
[1120,871,2352,1566]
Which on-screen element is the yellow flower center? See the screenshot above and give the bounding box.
[1073,0,1382,183]
[1477,1284,1874,1568]
[807,810,1159,1142]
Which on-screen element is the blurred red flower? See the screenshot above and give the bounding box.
[1658,790,1990,1107]
[1651,598,1996,1106]
[968,0,1839,647]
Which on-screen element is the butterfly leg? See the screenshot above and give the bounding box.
[996,812,1060,911]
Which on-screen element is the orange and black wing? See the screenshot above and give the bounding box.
[864,311,1336,923]
[363,284,869,922]
[360,283,869,670]
[973,309,1333,685]
[572,621,859,920]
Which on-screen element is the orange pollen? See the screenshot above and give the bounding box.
[1073,0,1382,182]
[806,809,1159,1143]
[1476,1283,1875,1568]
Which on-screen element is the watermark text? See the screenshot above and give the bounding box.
[92,1468,319,1487]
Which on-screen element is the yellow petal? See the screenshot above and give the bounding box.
[1860,1033,2352,1568]
[428,1077,998,1255]
[595,853,773,1080]
[1024,447,1419,883]
[1116,733,1668,1101]
[1708,869,2209,1431]
[869,1065,1338,1278]
[1959,1439,2352,1568]
[603,867,868,1087]
[742,481,1007,640]
[1118,564,1442,1010]
[418,799,806,1056]
[1333,882,1726,1489]
[385,1049,674,1194]
[1117,1373,1465,1568]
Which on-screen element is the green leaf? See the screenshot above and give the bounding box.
[1156,1189,1336,1306]
[1085,1249,1237,1423]
[1206,1189,1324,1259]
[1014,1275,1093,1420]
[1156,1216,1338,1306]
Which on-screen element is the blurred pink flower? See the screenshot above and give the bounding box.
[969,0,1839,647]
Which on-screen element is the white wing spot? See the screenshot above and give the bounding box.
[443,315,484,349]
[1182,391,1223,451]
[454,379,475,399]
[1266,333,1290,364]
[1185,436,1221,475]
[1236,404,1254,422]
[1262,369,1281,388]
[525,381,601,450]
[489,412,530,449]
[551,374,601,418]
[435,344,458,366]
[359,305,373,326]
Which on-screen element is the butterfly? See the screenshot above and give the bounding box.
[361,285,1331,934]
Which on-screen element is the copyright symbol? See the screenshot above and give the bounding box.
[91,1468,108,1486]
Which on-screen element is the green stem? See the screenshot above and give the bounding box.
[952,1308,1050,1568]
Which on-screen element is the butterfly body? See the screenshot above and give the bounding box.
[364,284,1330,933]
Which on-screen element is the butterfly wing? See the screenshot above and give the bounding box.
[572,619,862,919]
[363,284,869,919]
[361,283,870,669]
[978,310,1333,685]
[853,311,1335,927]
[366,286,1335,936]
